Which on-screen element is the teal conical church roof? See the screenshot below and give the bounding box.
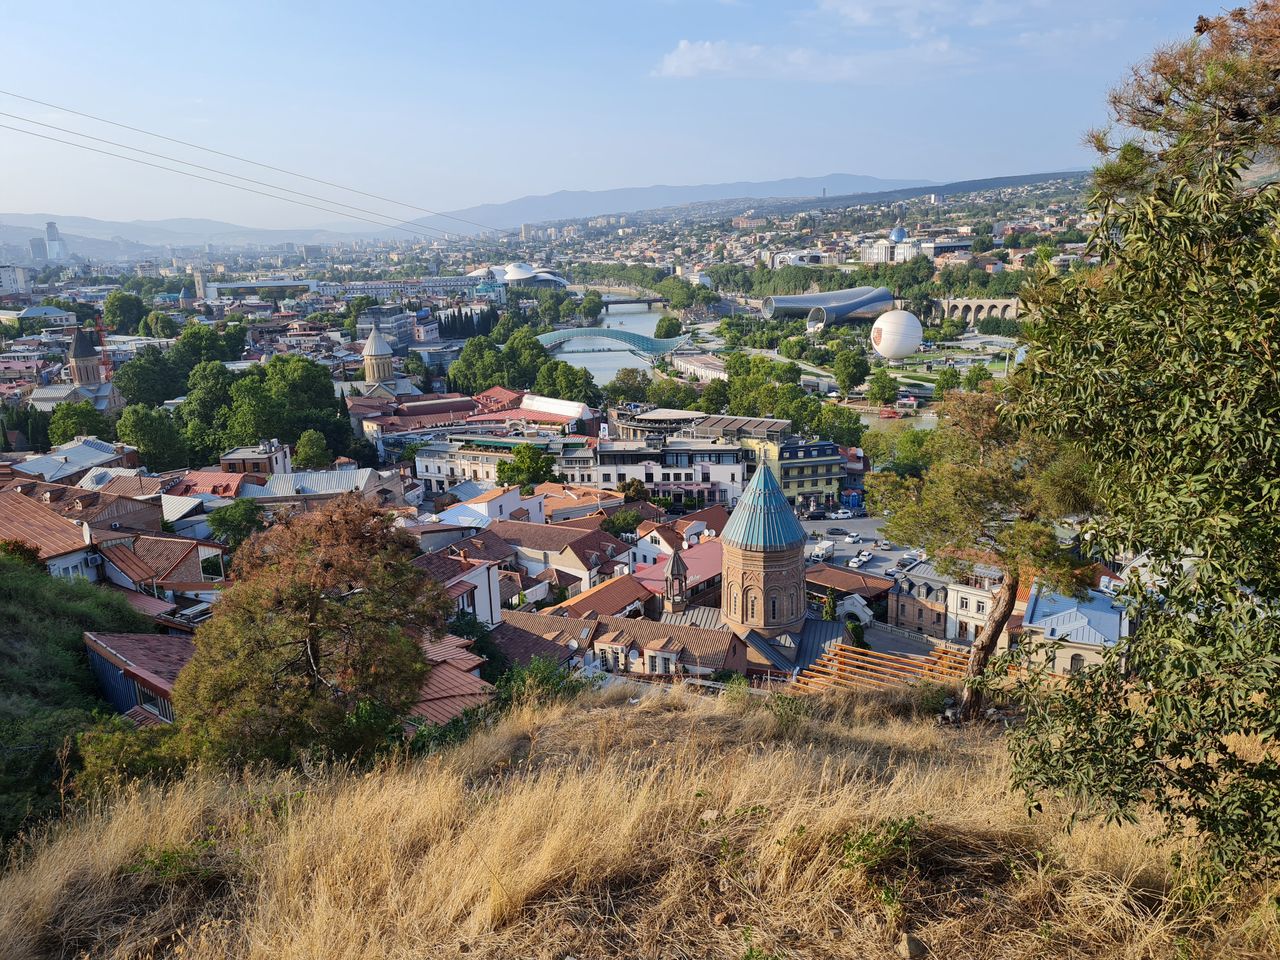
[721,466,806,551]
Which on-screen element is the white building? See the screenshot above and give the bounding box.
[0,265,31,296]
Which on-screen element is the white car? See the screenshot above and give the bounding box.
[844,534,860,544]
[847,557,865,569]
[857,550,873,562]
[830,509,853,520]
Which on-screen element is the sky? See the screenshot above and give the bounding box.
[0,0,1209,228]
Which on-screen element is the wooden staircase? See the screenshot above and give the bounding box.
[792,643,968,695]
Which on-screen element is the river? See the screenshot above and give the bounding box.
[556,302,666,385]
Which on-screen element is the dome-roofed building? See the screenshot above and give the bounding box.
[889,225,908,244]
[27,326,124,414]
[720,466,808,640]
[362,320,394,384]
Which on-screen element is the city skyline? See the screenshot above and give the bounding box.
[2,0,1205,228]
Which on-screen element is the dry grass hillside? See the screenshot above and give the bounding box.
[2,684,1277,960]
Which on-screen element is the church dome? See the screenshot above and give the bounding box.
[721,466,805,551]
[362,323,393,358]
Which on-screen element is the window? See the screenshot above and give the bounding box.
[749,594,757,620]
[1069,653,1085,674]
[770,597,777,621]
[976,600,986,614]
[934,611,942,624]
[647,654,657,673]
[959,597,970,611]
[898,602,906,615]
[917,608,924,621]
[602,473,612,483]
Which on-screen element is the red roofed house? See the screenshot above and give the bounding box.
[83,631,195,726]
[412,548,503,626]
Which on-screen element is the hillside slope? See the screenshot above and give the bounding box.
[1,685,1273,959]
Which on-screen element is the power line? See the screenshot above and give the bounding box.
[0,121,466,242]
[0,107,454,237]
[0,88,514,236]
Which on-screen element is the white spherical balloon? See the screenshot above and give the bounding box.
[870,310,922,360]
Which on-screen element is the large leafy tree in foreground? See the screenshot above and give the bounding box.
[174,496,452,763]
[867,390,1089,717]
[1007,3,1280,877]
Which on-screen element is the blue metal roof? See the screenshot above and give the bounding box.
[721,467,806,551]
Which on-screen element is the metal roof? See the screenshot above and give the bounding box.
[536,327,689,357]
[720,467,805,552]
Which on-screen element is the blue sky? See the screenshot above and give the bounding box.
[1,0,1207,227]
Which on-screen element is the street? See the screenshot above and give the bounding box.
[795,514,918,579]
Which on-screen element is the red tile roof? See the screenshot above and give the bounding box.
[167,470,251,498]
[804,563,894,598]
[0,490,88,559]
[634,539,723,594]
[409,662,494,725]
[550,574,653,618]
[84,631,194,695]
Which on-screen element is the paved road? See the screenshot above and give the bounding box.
[796,514,919,579]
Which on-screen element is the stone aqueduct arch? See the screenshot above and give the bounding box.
[935,298,1021,325]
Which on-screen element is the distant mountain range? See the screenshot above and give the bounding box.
[0,169,1093,253]
[400,173,935,235]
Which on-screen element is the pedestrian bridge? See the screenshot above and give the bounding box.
[536,327,690,357]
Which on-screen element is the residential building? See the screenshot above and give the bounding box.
[83,631,194,726]
[742,436,845,508]
[242,467,406,510]
[0,489,98,578]
[354,305,415,351]
[412,550,503,626]
[219,439,292,475]
[997,576,1130,673]
[486,519,632,594]
[944,563,1005,644]
[887,560,950,639]
[13,436,138,484]
[0,265,31,297]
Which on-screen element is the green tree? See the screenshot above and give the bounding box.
[138,310,177,338]
[114,405,188,471]
[933,367,962,395]
[102,291,146,334]
[49,400,113,445]
[293,428,331,470]
[864,367,899,406]
[112,346,182,407]
[617,478,650,502]
[696,377,730,414]
[603,367,651,406]
[822,588,838,621]
[653,315,683,340]
[1005,2,1280,878]
[833,351,871,394]
[600,509,641,538]
[207,498,266,551]
[866,391,1090,717]
[963,363,993,392]
[174,496,451,764]
[496,445,560,490]
[581,289,604,320]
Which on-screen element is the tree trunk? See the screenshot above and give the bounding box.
[958,570,1019,720]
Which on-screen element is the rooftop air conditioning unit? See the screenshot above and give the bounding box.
[86,554,102,567]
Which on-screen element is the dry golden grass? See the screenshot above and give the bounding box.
[1,684,1276,960]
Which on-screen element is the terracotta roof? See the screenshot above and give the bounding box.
[490,612,582,667]
[100,475,166,498]
[100,535,205,585]
[465,485,518,504]
[167,470,252,498]
[1,479,159,528]
[412,551,472,583]
[504,609,738,671]
[410,661,494,725]
[0,490,88,559]
[447,530,517,564]
[84,631,195,695]
[804,563,894,598]
[498,569,533,605]
[634,539,723,594]
[534,483,625,520]
[536,567,580,588]
[553,511,610,531]
[677,504,731,536]
[109,587,179,619]
[550,574,652,618]
[421,633,486,673]
[488,520,630,566]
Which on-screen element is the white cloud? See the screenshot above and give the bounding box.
[654,36,964,82]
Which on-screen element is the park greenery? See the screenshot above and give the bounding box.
[495,445,561,490]
[0,553,149,838]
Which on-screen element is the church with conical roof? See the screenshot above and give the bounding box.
[719,465,808,640]
[335,319,423,401]
[27,326,124,414]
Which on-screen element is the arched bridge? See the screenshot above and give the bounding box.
[536,327,690,357]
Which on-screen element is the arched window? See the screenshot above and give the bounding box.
[770,596,778,622]
[1069,653,1085,674]
[749,593,758,620]
[788,590,796,617]
[731,585,739,615]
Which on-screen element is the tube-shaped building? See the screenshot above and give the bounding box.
[762,286,894,327]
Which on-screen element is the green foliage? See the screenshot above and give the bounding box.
[962,362,993,392]
[864,368,899,406]
[0,554,149,838]
[496,444,561,490]
[833,350,871,393]
[49,400,113,446]
[932,366,962,395]
[292,428,331,470]
[1007,140,1280,878]
[600,509,641,538]
[617,478,650,502]
[448,612,509,684]
[115,405,188,471]
[764,693,812,736]
[138,310,178,338]
[719,353,864,447]
[603,367,651,406]
[533,360,603,406]
[494,656,598,708]
[207,498,265,551]
[976,315,1023,337]
[822,588,838,621]
[112,345,184,407]
[103,290,146,333]
[77,717,186,795]
[653,315,683,340]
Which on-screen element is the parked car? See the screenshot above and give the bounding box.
[826,527,849,537]
[847,557,866,569]
[844,534,861,544]
[857,550,873,562]
[875,541,894,550]
[830,509,853,520]
[850,507,868,518]
[805,510,827,521]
